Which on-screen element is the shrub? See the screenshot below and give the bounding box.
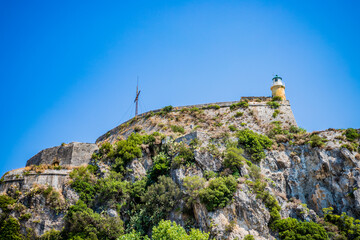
[248,164,261,180]
[324,207,360,239]
[267,101,280,109]
[235,112,244,118]
[199,176,237,211]
[341,143,358,152]
[99,142,114,157]
[62,200,124,240]
[152,220,209,240]
[115,133,143,162]
[237,129,273,163]
[141,176,181,228]
[95,172,130,208]
[272,109,280,118]
[70,166,97,205]
[309,135,326,148]
[272,96,282,101]
[0,217,23,240]
[172,146,195,167]
[162,105,173,114]
[148,152,170,183]
[39,229,61,240]
[171,125,185,134]
[272,217,328,240]
[205,104,221,110]
[118,230,150,240]
[0,194,16,212]
[183,176,206,208]
[223,147,245,171]
[19,213,32,221]
[244,235,255,240]
[289,125,306,134]
[345,128,359,142]
[189,107,200,112]
[230,101,249,111]
[228,125,237,132]
[204,170,218,180]
[112,133,143,173]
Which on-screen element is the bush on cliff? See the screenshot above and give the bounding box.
[237,129,273,163]
[0,217,23,240]
[119,220,208,240]
[62,200,124,240]
[199,176,237,211]
[136,176,181,231]
[69,166,98,205]
[267,101,280,109]
[172,145,195,168]
[230,101,249,111]
[152,220,209,240]
[323,207,360,239]
[345,128,359,142]
[223,147,246,171]
[309,135,326,148]
[272,217,328,240]
[147,152,170,183]
[0,194,16,212]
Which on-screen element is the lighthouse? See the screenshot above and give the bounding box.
[271,75,286,100]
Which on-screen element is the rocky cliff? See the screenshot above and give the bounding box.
[1,98,359,240]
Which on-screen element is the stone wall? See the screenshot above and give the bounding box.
[26,142,98,167]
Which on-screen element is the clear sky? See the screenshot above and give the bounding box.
[1,0,359,176]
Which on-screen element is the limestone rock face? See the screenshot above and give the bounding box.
[26,142,98,167]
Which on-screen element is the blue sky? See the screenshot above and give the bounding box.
[1,0,359,176]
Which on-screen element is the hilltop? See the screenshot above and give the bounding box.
[1,97,360,240]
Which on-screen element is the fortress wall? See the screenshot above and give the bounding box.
[0,168,71,193]
[26,142,98,167]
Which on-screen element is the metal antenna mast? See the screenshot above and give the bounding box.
[134,77,141,117]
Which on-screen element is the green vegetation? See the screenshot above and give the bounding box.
[139,176,181,230]
[223,147,245,172]
[159,105,173,115]
[39,229,61,240]
[228,125,237,132]
[152,220,209,240]
[172,145,195,167]
[205,104,221,110]
[189,107,200,112]
[148,152,170,183]
[0,217,23,240]
[237,129,273,163]
[230,101,249,111]
[272,109,280,118]
[272,96,283,101]
[0,194,16,212]
[171,125,185,134]
[309,135,326,148]
[344,128,359,142]
[69,165,98,205]
[267,101,280,109]
[183,175,206,208]
[272,217,328,240]
[234,111,244,118]
[62,200,124,240]
[341,143,359,152]
[244,235,255,240]
[199,176,237,211]
[289,125,307,134]
[323,207,360,239]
